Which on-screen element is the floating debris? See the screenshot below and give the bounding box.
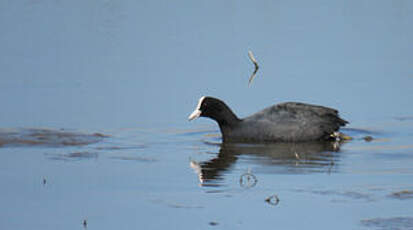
[93,132,110,137]
[247,50,259,85]
[265,194,280,206]
[239,170,258,188]
[209,221,219,226]
[389,190,413,200]
[363,136,374,142]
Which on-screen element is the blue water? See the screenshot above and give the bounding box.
[1,1,413,229]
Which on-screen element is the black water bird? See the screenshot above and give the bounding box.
[188,96,348,143]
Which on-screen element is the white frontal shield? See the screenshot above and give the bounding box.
[188,96,205,121]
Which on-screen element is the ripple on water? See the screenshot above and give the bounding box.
[0,128,107,147]
[45,151,99,161]
[361,217,413,230]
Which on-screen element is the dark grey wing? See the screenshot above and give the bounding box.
[246,102,348,140]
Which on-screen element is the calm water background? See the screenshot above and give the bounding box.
[1,0,413,229]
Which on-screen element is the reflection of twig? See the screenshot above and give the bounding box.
[248,50,259,85]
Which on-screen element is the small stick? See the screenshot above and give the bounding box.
[265,194,280,206]
[248,50,259,85]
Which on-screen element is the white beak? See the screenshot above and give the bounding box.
[188,109,201,121]
[188,96,206,121]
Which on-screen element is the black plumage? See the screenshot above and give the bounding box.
[189,96,348,143]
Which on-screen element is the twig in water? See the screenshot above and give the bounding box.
[248,50,259,85]
[265,194,280,206]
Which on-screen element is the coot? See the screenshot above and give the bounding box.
[188,96,348,143]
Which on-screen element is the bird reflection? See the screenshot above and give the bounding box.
[190,140,344,186]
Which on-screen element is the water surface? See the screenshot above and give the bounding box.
[1,0,413,229]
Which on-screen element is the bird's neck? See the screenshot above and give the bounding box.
[215,109,240,141]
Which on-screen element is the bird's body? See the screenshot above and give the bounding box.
[189,97,348,143]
